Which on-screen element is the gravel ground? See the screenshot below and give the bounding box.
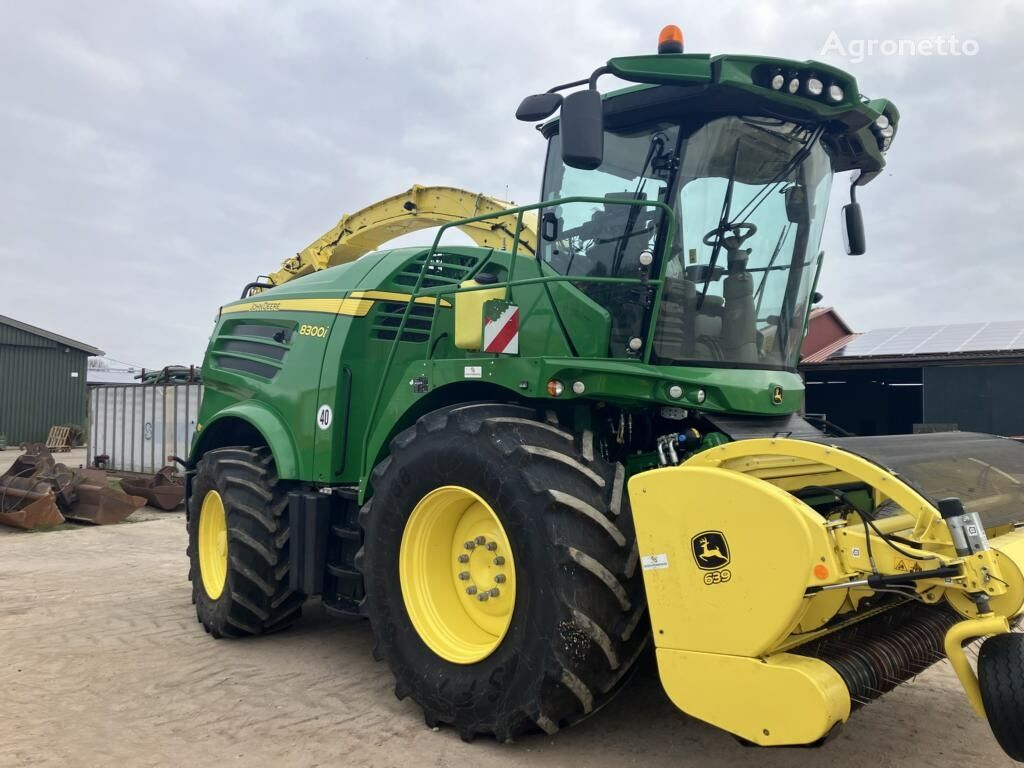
[0,470,1016,767]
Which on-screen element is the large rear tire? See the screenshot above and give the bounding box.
[361,403,648,741]
[978,632,1024,762]
[188,446,304,637]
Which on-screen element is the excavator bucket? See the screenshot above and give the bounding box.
[63,469,145,525]
[118,466,185,511]
[0,446,67,529]
[0,444,145,527]
[0,486,65,529]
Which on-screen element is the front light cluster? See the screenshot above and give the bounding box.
[872,114,895,153]
[766,69,845,104]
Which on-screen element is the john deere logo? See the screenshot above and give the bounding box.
[691,531,730,571]
[771,385,784,405]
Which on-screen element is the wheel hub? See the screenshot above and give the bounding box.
[399,486,517,664]
[198,489,228,600]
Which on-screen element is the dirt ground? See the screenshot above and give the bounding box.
[0,472,1016,767]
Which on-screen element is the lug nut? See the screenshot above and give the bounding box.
[458,571,470,580]
[477,592,490,602]
[493,556,505,566]
[464,541,476,550]
[458,554,469,563]
[475,535,486,545]
[466,586,477,595]
[494,574,506,584]
[486,541,498,551]
[489,588,500,597]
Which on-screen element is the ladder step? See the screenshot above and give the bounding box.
[331,524,362,541]
[327,563,360,579]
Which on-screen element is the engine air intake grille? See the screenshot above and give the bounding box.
[211,321,292,379]
[371,302,434,343]
[393,251,482,289]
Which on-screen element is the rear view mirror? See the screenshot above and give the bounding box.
[560,89,604,170]
[783,185,808,225]
[541,211,559,242]
[516,93,563,122]
[842,203,866,255]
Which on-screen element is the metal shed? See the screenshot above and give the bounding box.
[0,315,103,444]
[802,317,1024,438]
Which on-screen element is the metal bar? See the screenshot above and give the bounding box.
[88,389,96,466]
[141,384,147,473]
[173,385,179,463]
[130,386,136,473]
[150,384,157,473]
[401,272,662,299]
[103,387,109,464]
[120,386,127,471]
[506,209,525,300]
[184,384,192,462]
[641,207,676,365]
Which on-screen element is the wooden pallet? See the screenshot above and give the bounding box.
[45,426,72,452]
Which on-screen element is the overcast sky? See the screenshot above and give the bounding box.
[2,1,1022,367]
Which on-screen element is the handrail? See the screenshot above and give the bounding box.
[359,195,678,483]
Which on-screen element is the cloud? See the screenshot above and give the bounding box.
[1,0,1023,366]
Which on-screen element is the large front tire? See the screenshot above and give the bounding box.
[188,446,304,637]
[361,403,648,742]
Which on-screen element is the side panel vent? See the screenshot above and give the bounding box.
[211,320,293,379]
[392,251,482,289]
[371,302,434,343]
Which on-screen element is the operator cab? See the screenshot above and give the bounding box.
[540,113,830,370]
[522,27,894,370]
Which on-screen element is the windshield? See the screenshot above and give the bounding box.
[540,115,832,370]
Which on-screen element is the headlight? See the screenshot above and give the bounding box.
[827,84,844,103]
[875,115,890,130]
[805,77,824,97]
[879,124,894,138]
[787,77,800,95]
[770,73,785,91]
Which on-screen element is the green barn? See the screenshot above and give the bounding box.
[0,315,103,445]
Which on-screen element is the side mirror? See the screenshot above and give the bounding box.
[783,185,808,225]
[541,211,559,242]
[842,202,866,255]
[516,92,563,122]
[560,89,604,170]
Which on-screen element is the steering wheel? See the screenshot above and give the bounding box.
[702,221,758,250]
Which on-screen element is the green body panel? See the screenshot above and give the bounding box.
[193,242,804,487]
[198,399,302,478]
[191,49,896,503]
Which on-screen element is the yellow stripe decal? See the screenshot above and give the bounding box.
[350,290,452,307]
[221,291,450,317]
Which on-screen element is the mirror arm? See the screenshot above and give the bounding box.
[588,65,610,90]
[546,77,590,94]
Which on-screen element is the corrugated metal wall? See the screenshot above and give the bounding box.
[0,322,91,443]
[923,364,1024,436]
[88,384,203,472]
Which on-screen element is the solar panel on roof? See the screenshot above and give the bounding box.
[959,320,1024,351]
[835,328,902,357]
[914,323,986,354]
[826,320,1024,359]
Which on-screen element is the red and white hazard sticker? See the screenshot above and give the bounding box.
[483,303,519,354]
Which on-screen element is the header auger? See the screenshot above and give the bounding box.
[187,25,1024,759]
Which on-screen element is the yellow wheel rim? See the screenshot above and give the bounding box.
[399,486,516,664]
[198,490,228,600]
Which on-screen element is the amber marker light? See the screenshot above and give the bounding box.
[658,25,684,54]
